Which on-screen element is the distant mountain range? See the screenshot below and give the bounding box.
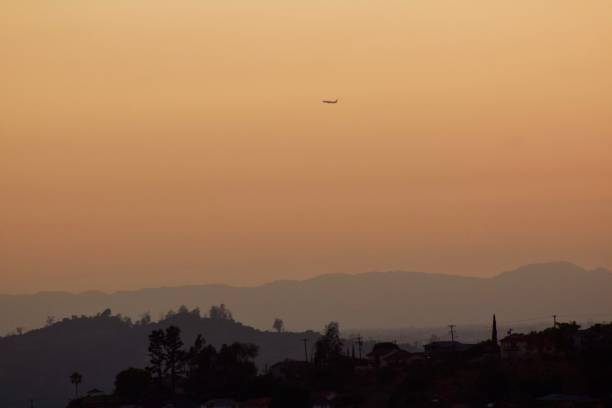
[1,262,611,335]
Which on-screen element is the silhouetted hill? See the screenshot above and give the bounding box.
[0,311,319,408]
[1,262,611,335]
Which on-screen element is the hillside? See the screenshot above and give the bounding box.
[1,262,611,335]
[0,311,319,408]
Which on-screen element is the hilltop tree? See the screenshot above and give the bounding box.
[209,304,233,320]
[137,312,152,325]
[70,372,82,398]
[273,318,284,333]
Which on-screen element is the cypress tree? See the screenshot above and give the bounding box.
[492,314,498,345]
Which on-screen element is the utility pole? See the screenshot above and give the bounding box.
[302,338,309,362]
[356,335,363,360]
[448,325,456,343]
[553,314,558,327]
[449,324,458,351]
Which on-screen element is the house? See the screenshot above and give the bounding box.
[202,399,237,408]
[269,359,313,382]
[573,323,612,353]
[499,334,560,360]
[536,394,602,407]
[366,342,421,368]
[424,341,473,356]
[367,342,400,365]
[238,397,272,408]
[311,391,337,408]
[66,395,119,408]
[384,349,425,367]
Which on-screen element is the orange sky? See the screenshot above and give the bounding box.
[1,0,611,294]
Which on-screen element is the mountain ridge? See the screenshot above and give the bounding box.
[2,261,609,298]
[1,262,611,335]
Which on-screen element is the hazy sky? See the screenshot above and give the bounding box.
[1,0,611,294]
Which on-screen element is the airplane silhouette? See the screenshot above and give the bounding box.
[322,99,338,104]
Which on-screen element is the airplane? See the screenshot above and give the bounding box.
[322,99,338,104]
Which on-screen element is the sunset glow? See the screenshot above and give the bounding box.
[2,0,611,293]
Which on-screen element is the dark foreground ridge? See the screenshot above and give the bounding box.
[0,307,319,408]
[8,313,612,408]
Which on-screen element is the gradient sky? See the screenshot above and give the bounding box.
[1,0,611,294]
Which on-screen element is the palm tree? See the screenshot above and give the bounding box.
[70,372,82,398]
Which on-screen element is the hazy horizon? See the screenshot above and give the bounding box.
[2,0,611,294]
[1,260,609,296]
[2,261,612,337]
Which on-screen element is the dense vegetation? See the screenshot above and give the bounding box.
[66,320,612,407]
[3,305,612,407]
[0,306,319,408]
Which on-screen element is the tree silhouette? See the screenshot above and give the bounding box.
[147,326,186,396]
[70,372,82,398]
[184,336,258,399]
[148,329,166,386]
[209,304,233,320]
[164,326,185,396]
[114,367,151,403]
[492,314,498,345]
[314,321,343,366]
[137,311,151,325]
[185,335,218,396]
[273,318,284,333]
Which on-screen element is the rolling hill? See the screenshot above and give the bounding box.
[0,311,320,408]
